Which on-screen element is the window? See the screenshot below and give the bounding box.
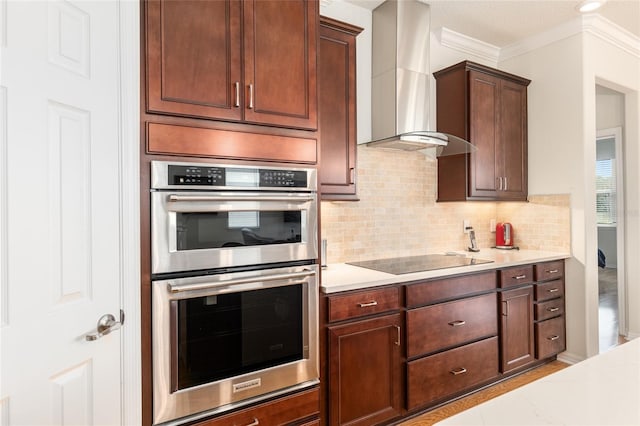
[596,158,616,224]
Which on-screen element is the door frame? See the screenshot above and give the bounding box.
[120,1,142,424]
[596,126,627,338]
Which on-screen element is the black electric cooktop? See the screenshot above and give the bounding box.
[347,254,493,275]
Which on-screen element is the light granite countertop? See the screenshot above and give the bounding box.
[320,249,570,294]
[434,337,640,425]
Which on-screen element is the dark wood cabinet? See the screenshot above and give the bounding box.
[145,0,318,131]
[327,311,402,425]
[534,261,566,359]
[434,61,530,201]
[499,285,535,372]
[318,17,362,200]
[193,387,319,426]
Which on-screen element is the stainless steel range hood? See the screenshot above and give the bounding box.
[365,0,475,156]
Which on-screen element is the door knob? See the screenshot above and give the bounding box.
[86,310,125,341]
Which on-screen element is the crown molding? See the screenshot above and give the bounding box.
[436,27,500,63]
[500,14,640,61]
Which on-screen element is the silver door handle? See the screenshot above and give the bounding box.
[450,367,467,376]
[504,177,508,191]
[358,301,378,308]
[497,177,503,191]
[167,194,315,203]
[248,83,254,109]
[234,82,241,107]
[86,310,125,341]
[169,270,316,293]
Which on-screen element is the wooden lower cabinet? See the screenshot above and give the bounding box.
[535,315,566,359]
[499,285,535,372]
[327,313,402,426]
[407,336,499,410]
[194,387,319,425]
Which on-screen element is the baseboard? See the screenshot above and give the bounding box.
[625,331,640,340]
[557,351,584,365]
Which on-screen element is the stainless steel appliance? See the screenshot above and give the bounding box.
[151,161,318,275]
[150,161,319,425]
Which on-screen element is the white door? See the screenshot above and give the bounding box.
[1,1,126,424]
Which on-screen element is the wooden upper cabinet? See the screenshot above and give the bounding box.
[435,61,530,201]
[318,17,362,200]
[145,0,318,131]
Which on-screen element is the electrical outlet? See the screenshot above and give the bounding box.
[463,219,470,233]
[490,219,496,232]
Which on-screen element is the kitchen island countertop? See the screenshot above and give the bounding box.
[434,337,640,425]
[321,249,570,293]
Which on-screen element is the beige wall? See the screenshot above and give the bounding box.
[321,145,570,264]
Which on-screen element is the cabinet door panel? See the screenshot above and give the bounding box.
[407,337,499,410]
[468,71,499,198]
[146,0,242,120]
[498,80,527,199]
[244,0,318,130]
[319,20,359,199]
[407,293,497,358]
[500,286,535,372]
[328,314,402,426]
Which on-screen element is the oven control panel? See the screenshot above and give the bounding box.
[155,161,315,191]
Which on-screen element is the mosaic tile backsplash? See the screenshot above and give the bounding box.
[321,145,570,264]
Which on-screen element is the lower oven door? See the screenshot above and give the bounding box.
[152,264,319,425]
[151,190,318,275]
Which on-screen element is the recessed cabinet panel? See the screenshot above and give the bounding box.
[407,336,499,410]
[146,0,242,121]
[319,17,362,200]
[407,293,497,357]
[500,286,535,372]
[328,313,402,426]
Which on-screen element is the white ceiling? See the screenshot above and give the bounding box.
[343,0,640,47]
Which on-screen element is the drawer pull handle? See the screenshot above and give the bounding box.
[547,288,560,293]
[448,320,466,327]
[450,367,467,376]
[548,335,560,341]
[547,269,559,274]
[513,274,527,280]
[234,82,240,107]
[244,419,259,426]
[394,325,401,346]
[547,307,560,312]
[358,301,378,308]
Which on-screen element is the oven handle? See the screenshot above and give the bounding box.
[168,269,316,293]
[167,194,315,203]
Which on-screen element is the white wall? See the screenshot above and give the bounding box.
[587,34,640,341]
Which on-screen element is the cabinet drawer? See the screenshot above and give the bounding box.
[328,286,400,323]
[535,316,566,359]
[196,387,319,425]
[534,260,564,282]
[407,293,497,358]
[535,298,565,321]
[406,271,496,307]
[499,265,534,288]
[535,279,564,302]
[407,336,499,410]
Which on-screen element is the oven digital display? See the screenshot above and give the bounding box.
[168,165,225,186]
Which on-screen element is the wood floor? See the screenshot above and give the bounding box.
[397,361,569,426]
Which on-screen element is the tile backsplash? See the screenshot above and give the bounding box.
[321,145,570,264]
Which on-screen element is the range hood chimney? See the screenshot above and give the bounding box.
[366,0,474,156]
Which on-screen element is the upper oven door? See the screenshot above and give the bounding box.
[151,191,318,274]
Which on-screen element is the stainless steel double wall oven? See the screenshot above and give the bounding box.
[150,161,319,425]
